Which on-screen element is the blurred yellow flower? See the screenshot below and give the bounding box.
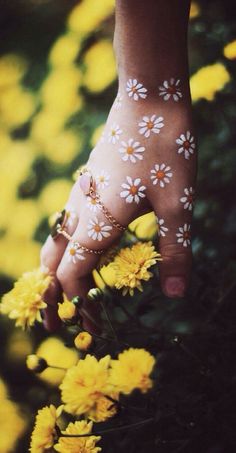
[110,241,161,296]
[0,268,51,329]
[49,33,81,67]
[60,354,111,416]
[38,178,73,216]
[31,108,65,143]
[0,85,36,129]
[88,394,117,423]
[30,404,63,453]
[41,67,82,117]
[90,123,105,147]
[0,379,7,400]
[58,299,77,321]
[129,212,158,240]
[190,63,231,102]
[7,330,33,362]
[54,420,101,453]
[0,53,28,88]
[74,331,93,351]
[83,40,117,93]
[6,199,41,240]
[68,0,114,36]
[0,235,41,279]
[93,264,117,290]
[109,348,156,394]
[26,354,47,372]
[41,130,82,165]
[223,40,236,60]
[190,2,200,19]
[36,337,78,386]
[0,397,26,453]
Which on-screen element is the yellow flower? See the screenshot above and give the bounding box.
[30,404,63,453]
[0,85,36,129]
[0,379,7,400]
[0,235,41,279]
[128,212,158,240]
[83,40,117,93]
[0,397,26,453]
[0,268,51,329]
[68,0,114,36]
[31,108,65,143]
[58,300,77,321]
[41,130,82,165]
[190,2,200,19]
[6,199,41,240]
[109,241,161,296]
[109,348,156,395]
[54,420,101,453]
[223,40,236,60]
[0,53,28,88]
[88,394,117,423]
[190,63,231,102]
[49,33,81,67]
[36,337,78,386]
[38,179,73,216]
[7,330,33,363]
[74,332,93,351]
[60,354,111,416]
[26,354,47,373]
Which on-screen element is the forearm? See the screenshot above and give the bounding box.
[114,0,191,99]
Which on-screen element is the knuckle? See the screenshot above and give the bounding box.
[160,242,192,262]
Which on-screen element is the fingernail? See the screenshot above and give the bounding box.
[164,277,186,298]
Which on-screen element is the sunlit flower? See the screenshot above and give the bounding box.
[176,223,191,247]
[180,187,195,210]
[0,53,28,87]
[68,0,114,36]
[74,332,93,350]
[30,405,63,453]
[0,394,26,453]
[60,354,111,416]
[109,348,156,394]
[223,40,236,60]
[83,40,116,93]
[49,33,81,67]
[159,78,182,102]
[138,114,164,138]
[58,300,77,321]
[156,217,169,237]
[119,138,145,163]
[39,179,73,216]
[87,196,101,213]
[120,176,146,204]
[114,92,123,109]
[54,420,101,453]
[0,268,51,329]
[95,170,110,189]
[88,217,112,241]
[129,212,158,239]
[190,63,230,102]
[176,131,195,160]
[150,163,173,187]
[126,79,147,101]
[108,123,123,144]
[110,241,161,295]
[67,242,85,263]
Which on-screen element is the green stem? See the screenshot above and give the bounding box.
[99,299,119,342]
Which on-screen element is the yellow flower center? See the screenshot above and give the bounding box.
[156,170,165,179]
[127,146,134,154]
[132,87,137,93]
[147,121,154,129]
[70,248,76,256]
[111,130,116,136]
[94,224,101,232]
[130,185,138,195]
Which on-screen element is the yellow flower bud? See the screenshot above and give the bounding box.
[74,332,93,351]
[58,300,77,321]
[26,354,47,372]
[87,287,103,302]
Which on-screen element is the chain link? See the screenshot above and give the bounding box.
[89,188,126,232]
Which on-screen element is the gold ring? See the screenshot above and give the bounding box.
[50,209,68,240]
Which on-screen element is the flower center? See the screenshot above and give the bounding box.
[99,176,105,182]
[183,231,190,240]
[70,248,76,256]
[94,224,101,232]
[156,170,165,179]
[188,195,193,203]
[127,146,134,154]
[130,185,138,195]
[111,130,116,136]
[147,121,154,129]
[183,140,190,149]
[132,87,137,93]
[168,86,177,94]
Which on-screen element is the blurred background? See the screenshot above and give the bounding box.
[0,0,236,451]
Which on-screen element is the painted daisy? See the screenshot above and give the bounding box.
[120,176,146,204]
[67,242,85,263]
[138,115,164,138]
[95,170,110,190]
[119,138,145,163]
[159,78,182,102]
[176,131,195,160]
[114,92,123,109]
[64,207,77,227]
[150,163,173,188]
[176,223,191,247]
[126,79,148,101]
[86,196,101,213]
[180,187,195,211]
[156,217,169,237]
[108,123,123,144]
[87,217,112,241]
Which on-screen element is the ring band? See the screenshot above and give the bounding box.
[56,226,104,255]
[50,209,68,239]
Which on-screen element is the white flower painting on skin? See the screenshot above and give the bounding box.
[114,92,123,109]
[180,187,195,211]
[64,207,77,227]
[159,78,182,102]
[150,163,173,187]
[86,196,101,213]
[126,79,148,101]
[120,176,146,204]
[138,115,164,138]
[156,217,169,237]
[108,123,123,144]
[176,131,196,160]
[67,242,85,263]
[87,217,112,241]
[95,170,110,190]
[176,223,191,247]
[119,138,145,163]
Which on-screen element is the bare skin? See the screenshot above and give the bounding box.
[40,0,196,331]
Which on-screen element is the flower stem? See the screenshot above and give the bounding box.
[99,299,119,342]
